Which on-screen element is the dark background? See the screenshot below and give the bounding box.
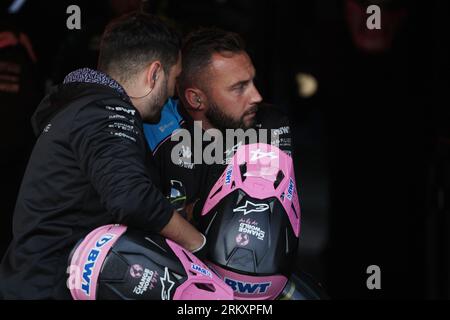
[1,0,448,299]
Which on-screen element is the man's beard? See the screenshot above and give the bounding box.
[145,78,168,124]
[205,101,258,130]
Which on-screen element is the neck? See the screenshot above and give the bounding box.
[185,108,215,131]
[129,97,148,120]
[120,81,146,117]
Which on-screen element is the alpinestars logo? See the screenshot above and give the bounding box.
[250,149,278,161]
[233,201,269,216]
[160,267,175,300]
[224,141,242,160]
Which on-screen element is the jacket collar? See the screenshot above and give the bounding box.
[63,68,131,103]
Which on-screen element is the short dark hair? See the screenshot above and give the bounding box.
[178,27,246,95]
[98,11,181,82]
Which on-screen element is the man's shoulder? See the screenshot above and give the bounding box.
[71,92,138,127]
[143,98,185,153]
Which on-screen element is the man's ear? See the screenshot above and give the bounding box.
[146,61,162,89]
[185,88,206,111]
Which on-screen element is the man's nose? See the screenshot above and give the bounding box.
[249,83,263,105]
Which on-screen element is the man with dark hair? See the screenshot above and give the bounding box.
[177,28,260,131]
[0,12,205,299]
[143,27,292,221]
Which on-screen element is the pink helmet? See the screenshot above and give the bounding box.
[67,224,234,300]
[200,143,301,300]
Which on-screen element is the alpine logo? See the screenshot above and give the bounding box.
[233,201,269,216]
[286,178,295,201]
[224,278,271,294]
[191,263,212,278]
[81,234,115,296]
[225,166,233,185]
[160,267,175,300]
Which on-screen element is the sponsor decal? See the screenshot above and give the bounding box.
[43,123,51,133]
[105,105,135,115]
[235,233,250,246]
[160,267,175,300]
[133,268,158,295]
[224,141,243,164]
[271,126,290,136]
[191,264,212,278]
[159,121,174,133]
[239,218,258,226]
[81,234,115,296]
[238,223,265,241]
[130,264,144,278]
[286,178,294,201]
[225,166,233,185]
[108,114,126,120]
[233,201,269,216]
[112,131,136,142]
[224,278,271,294]
[108,122,135,132]
[114,106,135,116]
[250,149,278,161]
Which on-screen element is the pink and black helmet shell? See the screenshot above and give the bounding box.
[67,224,234,300]
[199,143,301,300]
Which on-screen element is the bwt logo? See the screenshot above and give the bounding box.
[81,234,114,295]
[225,166,233,185]
[191,264,212,278]
[286,178,295,201]
[224,278,271,294]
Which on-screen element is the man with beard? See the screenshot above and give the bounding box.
[141,28,329,301]
[143,27,292,221]
[0,12,205,299]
